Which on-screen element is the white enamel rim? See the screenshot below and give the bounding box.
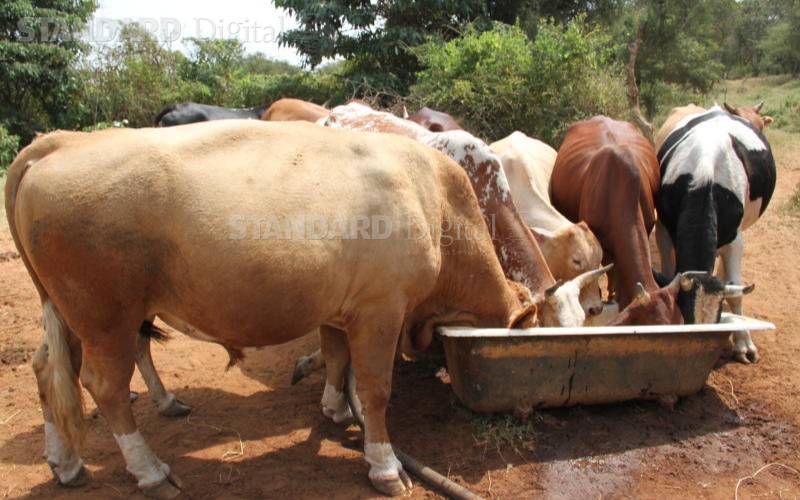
[438,313,776,338]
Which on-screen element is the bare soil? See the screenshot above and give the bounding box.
[1,133,799,499]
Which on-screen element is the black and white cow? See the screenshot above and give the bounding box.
[655,105,776,363]
[154,102,268,127]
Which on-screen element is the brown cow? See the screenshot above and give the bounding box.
[405,106,462,132]
[6,121,540,497]
[550,116,680,322]
[261,97,330,123]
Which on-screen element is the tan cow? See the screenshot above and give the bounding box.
[6,121,539,498]
[490,132,605,314]
[261,97,330,123]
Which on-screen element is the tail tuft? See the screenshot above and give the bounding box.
[42,301,86,451]
[139,320,170,343]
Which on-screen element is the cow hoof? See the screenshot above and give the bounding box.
[142,472,182,499]
[370,469,413,497]
[322,403,353,424]
[49,462,91,487]
[291,355,315,385]
[158,395,192,418]
[731,331,759,364]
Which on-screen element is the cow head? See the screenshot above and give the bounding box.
[678,271,755,324]
[531,222,605,316]
[611,272,755,326]
[723,101,774,130]
[538,264,613,327]
[609,275,684,325]
[406,107,462,133]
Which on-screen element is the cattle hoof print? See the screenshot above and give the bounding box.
[142,473,183,499]
[370,469,413,497]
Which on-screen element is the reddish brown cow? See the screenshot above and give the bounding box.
[261,97,330,123]
[405,107,462,132]
[550,116,681,323]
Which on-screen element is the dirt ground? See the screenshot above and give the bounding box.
[1,131,800,499]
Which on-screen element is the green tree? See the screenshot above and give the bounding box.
[618,0,733,117]
[759,0,800,74]
[0,0,97,143]
[78,24,209,128]
[410,20,626,144]
[275,0,488,92]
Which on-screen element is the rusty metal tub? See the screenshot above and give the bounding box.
[438,313,774,413]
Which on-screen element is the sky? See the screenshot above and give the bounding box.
[88,0,303,64]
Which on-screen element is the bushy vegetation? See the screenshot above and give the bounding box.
[0,125,20,175]
[410,20,626,144]
[2,0,799,155]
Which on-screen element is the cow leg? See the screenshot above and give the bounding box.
[655,221,676,278]
[32,316,89,488]
[347,312,412,497]
[720,233,758,363]
[319,326,352,423]
[134,333,192,417]
[80,334,181,499]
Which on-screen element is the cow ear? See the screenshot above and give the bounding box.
[723,102,737,115]
[763,116,774,127]
[530,227,548,244]
[509,303,538,329]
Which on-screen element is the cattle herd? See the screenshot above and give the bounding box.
[3,95,776,498]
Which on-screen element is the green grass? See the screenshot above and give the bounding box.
[473,413,540,456]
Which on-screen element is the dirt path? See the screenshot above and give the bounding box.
[1,131,799,499]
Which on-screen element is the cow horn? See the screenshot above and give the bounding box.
[574,263,614,288]
[634,282,651,305]
[545,280,564,303]
[724,283,755,297]
[754,101,764,113]
[723,102,736,114]
[402,106,409,119]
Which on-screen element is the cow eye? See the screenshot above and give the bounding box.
[572,258,582,267]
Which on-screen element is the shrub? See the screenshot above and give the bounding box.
[410,19,627,145]
[231,72,350,109]
[0,125,21,175]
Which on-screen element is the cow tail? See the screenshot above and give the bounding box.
[5,136,87,451]
[41,301,86,451]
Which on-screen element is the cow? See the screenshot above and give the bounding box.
[6,120,542,498]
[609,272,754,326]
[154,102,268,127]
[405,107,462,132]
[261,97,330,123]
[655,102,774,152]
[490,131,604,307]
[655,104,776,362]
[550,116,687,324]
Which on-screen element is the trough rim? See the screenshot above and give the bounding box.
[438,313,775,338]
